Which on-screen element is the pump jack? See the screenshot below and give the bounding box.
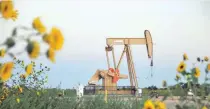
[87,30,153,95]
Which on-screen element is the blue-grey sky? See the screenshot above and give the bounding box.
[0,0,210,89]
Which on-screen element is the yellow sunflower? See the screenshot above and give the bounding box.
[177,61,186,73]
[0,49,5,57]
[32,17,46,34]
[202,106,207,109]
[204,56,209,62]
[43,27,64,51]
[194,67,200,78]
[155,101,167,109]
[47,48,55,62]
[0,62,14,81]
[183,53,188,61]
[207,64,210,71]
[25,64,33,75]
[0,0,18,20]
[143,100,155,109]
[26,41,40,59]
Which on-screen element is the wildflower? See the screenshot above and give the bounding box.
[43,27,64,51]
[18,86,23,93]
[16,98,20,103]
[177,61,186,73]
[26,41,40,59]
[155,100,167,109]
[25,64,33,75]
[20,74,27,79]
[162,80,167,87]
[183,53,188,61]
[32,17,46,34]
[3,88,8,94]
[0,49,5,57]
[37,91,40,96]
[0,0,18,21]
[194,67,200,78]
[202,106,207,109]
[204,56,209,62]
[46,48,55,62]
[143,100,155,109]
[0,62,14,81]
[0,95,5,100]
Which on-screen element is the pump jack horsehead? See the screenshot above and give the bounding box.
[88,30,153,94]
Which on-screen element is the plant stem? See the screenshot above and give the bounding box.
[26,32,41,41]
[189,81,199,109]
[16,25,34,31]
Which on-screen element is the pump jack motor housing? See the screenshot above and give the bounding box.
[87,30,153,95]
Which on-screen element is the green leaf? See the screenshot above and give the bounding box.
[12,28,17,37]
[5,37,15,48]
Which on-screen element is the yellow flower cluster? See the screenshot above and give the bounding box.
[31,17,64,62]
[0,0,18,21]
[0,87,9,104]
[176,53,208,80]
[143,99,166,109]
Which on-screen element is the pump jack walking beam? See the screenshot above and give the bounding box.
[105,30,153,89]
[106,30,153,58]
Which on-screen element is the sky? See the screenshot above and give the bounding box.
[0,0,210,89]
